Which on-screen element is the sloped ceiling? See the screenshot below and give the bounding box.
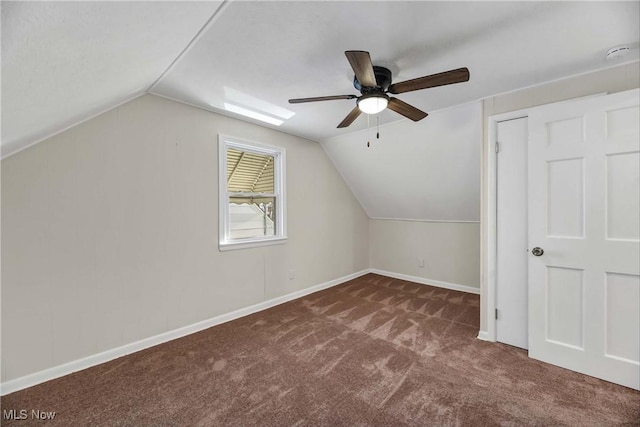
[2,1,639,157]
[1,1,640,156]
[1,1,224,156]
[322,102,482,222]
[146,1,640,140]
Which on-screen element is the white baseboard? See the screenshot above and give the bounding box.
[2,268,478,395]
[0,269,369,396]
[368,268,480,295]
[477,330,492,341]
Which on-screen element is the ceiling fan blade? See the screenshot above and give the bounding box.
[387,98,428,122]
[289,95,357,104]
[388,67,470,94]
[337,105,362,128]
[345,51,377,88]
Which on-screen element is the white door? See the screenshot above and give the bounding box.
[496,117,529,349]
[528,88,640,390]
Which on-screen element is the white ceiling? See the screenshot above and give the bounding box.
[322,101,482,222]
[1,1,223,156]
[2,1,639,157]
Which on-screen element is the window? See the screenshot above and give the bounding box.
[218,135,286,250]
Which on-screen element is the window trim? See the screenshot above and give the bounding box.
[218,134,287,251]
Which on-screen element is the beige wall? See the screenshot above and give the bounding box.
[323,101,483,293]
[479,61,640,332]
[1,94,369,382]
[369,220,480,289]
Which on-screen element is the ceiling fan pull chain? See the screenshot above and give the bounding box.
[376,115,380,139]
[367,114,371,148]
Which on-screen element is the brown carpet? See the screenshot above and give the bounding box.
[2,273,639,426]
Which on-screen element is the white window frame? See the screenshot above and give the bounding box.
[218,134,287,251]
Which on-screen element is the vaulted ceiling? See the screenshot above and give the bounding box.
[2,1,639,157]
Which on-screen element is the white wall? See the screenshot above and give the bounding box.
[321,102,482,222]
[1,94,369,382]
[479,61,640,333]
[322,101,482,289]
[370,220,480,289]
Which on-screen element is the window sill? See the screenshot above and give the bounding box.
[219,236,287,252]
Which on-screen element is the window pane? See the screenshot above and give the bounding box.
[229,196,276,239]
[227,148,274,193]
[219,137,286,249]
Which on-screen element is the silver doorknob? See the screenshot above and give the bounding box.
[531,247,544,256]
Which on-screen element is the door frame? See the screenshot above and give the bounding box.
[483,94,607,343]
[485,109,529,342]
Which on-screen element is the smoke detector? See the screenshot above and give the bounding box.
[606,46,630,61]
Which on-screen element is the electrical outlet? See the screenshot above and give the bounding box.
[418,257,424,268]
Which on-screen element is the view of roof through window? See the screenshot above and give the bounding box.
[227,148,275,239]
[227,148,274,193]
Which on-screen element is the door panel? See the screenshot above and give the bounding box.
[606,152,639,240]
[605,272,640,363]
[496,117,528,349]
[546,266,584,349]
[546,158,584,238]
[528,88,640,390]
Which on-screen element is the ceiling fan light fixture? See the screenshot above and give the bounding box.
[358,94,388,114]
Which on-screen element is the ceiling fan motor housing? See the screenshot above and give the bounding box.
[354,66,392,93]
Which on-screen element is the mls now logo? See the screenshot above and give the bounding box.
[3,409,56,420]
[3,409,28,420]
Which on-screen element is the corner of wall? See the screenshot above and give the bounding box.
[318,139,371,220]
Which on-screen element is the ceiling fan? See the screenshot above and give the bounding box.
[289,50,470,128]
